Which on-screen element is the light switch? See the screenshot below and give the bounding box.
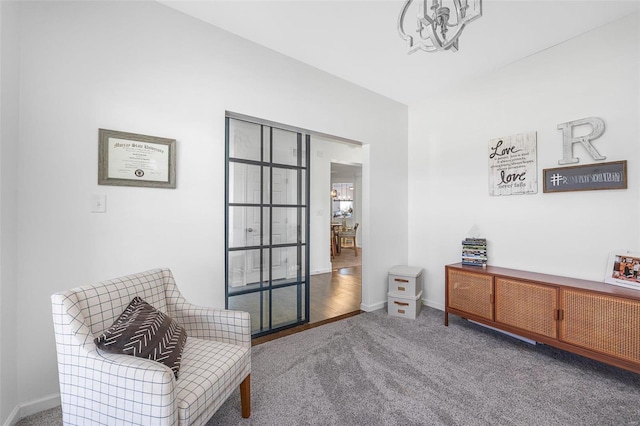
[91,194,106,213]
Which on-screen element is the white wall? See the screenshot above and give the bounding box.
[5,0,408,414]
[309,137,362,275]
[0,1,21,423]
[408,14,640,310]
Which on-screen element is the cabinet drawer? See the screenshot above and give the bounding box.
[495,278,557,338]
[560,289,640,364]
[447,269,493,321]
[388,274,421,296]
[388,292,422,319]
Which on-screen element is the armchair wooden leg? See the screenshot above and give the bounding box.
[240,374,251,418]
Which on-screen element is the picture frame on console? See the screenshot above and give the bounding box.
[604,250,640,290]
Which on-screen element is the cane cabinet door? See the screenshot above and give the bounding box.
[447,268,494,321]
[495,278,558,338]
[560,289,640,365]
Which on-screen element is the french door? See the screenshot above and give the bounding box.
[225,116,310,337]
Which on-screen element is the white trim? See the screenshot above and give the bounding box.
[423,298,444,311]
[360,300,385,312]
[3,393,60,426]
[469,320,537,345]
[3,405,20,426]
[310,267,332,275]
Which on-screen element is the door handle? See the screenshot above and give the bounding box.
[247,228,254,232]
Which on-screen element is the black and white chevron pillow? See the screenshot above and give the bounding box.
[94,297,188,379]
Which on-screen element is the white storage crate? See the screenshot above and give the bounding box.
[388,291,423,319]
[388,265,424,297]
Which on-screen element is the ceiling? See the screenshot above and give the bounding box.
[159,0,640,105]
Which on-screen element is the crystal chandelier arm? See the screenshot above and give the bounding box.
[397,0,414,44]
[461,0,482,24]
[398,0,435,53]
[455,0,467,20]
[419,0,434,26]
[399,0,439,53]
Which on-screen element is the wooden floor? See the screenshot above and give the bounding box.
[310,265,361,323]
[253,261,362,345]
[331,245,361,270]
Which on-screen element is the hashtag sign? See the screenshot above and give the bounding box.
[550,173,565,186]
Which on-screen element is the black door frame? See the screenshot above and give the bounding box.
[225,115,311,337]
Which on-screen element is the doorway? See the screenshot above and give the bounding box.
[330,163,362,271]
[306,142,363,324]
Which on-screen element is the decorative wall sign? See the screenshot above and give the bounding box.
[543,160,626,193]
[604,250,640,290]
[557,117,605,164]
[488,131,537,196]
[98,129,176,188]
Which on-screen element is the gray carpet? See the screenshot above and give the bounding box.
[19,307,640,425]
[208,307,640,425]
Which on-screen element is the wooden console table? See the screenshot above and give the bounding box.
[445,263,640,374]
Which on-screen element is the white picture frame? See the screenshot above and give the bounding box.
[604,250,640,290]
[488,131,537,196]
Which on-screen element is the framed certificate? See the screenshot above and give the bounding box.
[98,129,176,188]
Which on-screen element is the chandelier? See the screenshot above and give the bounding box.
[398,0,482,53]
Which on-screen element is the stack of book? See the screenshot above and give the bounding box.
[462,238,487,267]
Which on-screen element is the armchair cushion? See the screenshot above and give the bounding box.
[94,296,188,379]
[176,337,250,424]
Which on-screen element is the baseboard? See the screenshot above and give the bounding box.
[3,393,60,426]
[423,299,444,311]
[3,405,20,426]
[310,267,332,275]
[469,320,537,345]
[360,301,385,312]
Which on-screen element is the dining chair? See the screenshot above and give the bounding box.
[330,226,336,258]
[339,223,359,256]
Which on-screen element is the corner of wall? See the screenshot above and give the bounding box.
[0,0,21,424]
[2,394,61,426]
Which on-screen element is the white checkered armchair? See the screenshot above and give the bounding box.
[51,268,251,425]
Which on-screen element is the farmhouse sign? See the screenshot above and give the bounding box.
[488,132,537,196]
[543,160,626,193]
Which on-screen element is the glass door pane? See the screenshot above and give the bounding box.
[226,117,309,337]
